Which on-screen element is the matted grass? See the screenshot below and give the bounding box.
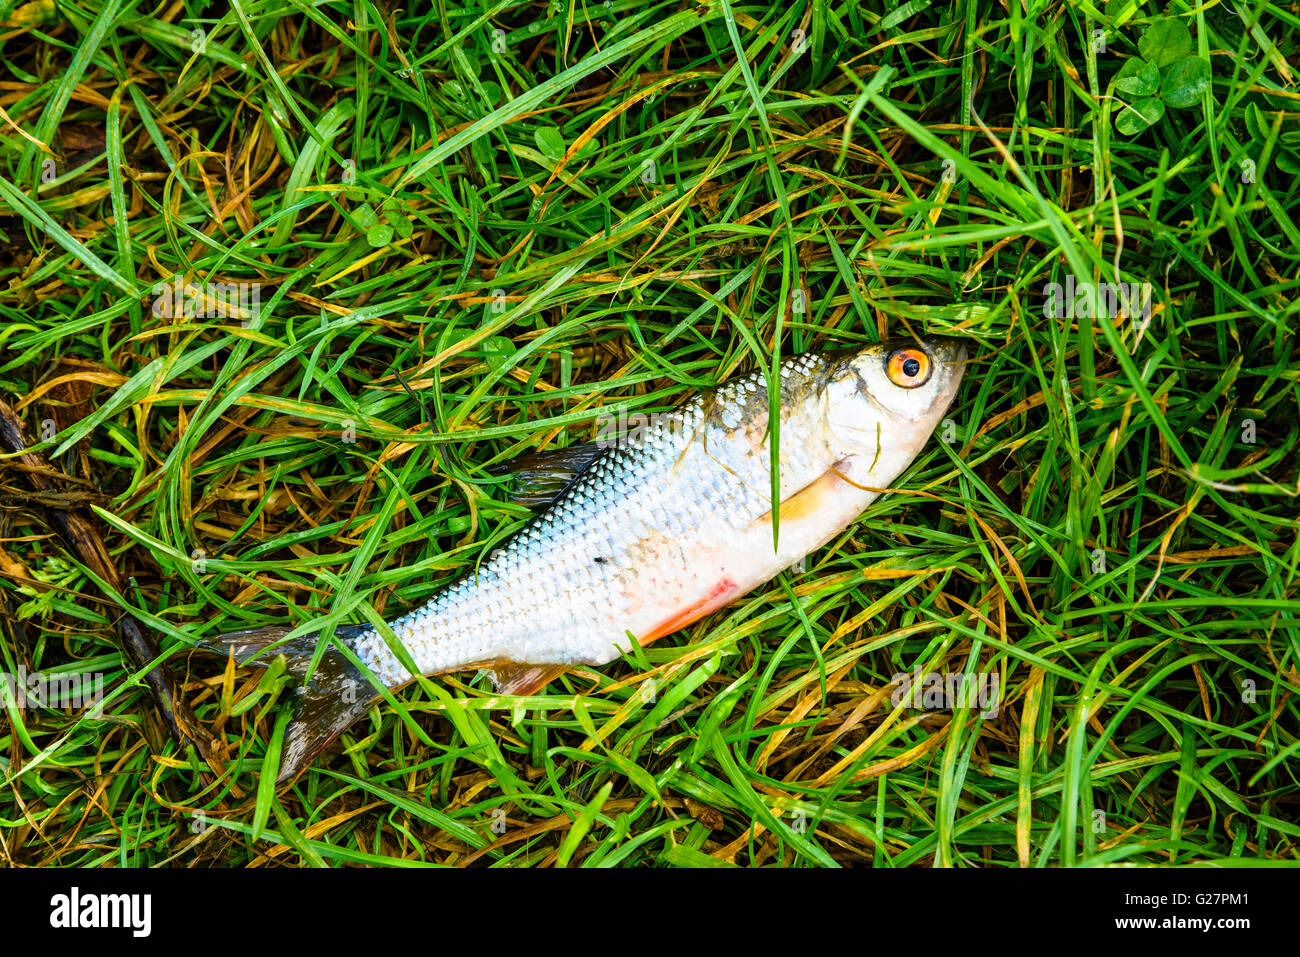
[0,0,1297,867]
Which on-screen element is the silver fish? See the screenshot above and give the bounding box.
[206,337,966,781]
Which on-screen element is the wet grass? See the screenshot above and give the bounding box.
[0,0,1297,867]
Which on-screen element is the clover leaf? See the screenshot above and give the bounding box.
[1160,56,1212,108]
[1112,17,1211,135]
[534,125,566,163]
[1115,97,1166,135]
[1115,57,1159,97]
[1138,17,1193,67]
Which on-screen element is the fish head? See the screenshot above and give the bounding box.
[822,336,967,471]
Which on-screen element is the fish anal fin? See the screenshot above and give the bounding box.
[489,663,569,696]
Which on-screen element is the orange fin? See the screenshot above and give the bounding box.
[489,663,569,696]
[760,467,848,525]
[641,577,738,643]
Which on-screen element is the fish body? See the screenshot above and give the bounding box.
[210,337,966,781]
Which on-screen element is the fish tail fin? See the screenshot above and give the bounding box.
[198,624,381,785]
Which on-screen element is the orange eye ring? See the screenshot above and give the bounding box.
[886,348,932,388]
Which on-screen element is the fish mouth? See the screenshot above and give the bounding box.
[919,335,969,373]
[910,335,967,401]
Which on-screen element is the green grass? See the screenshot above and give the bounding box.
[0,0,1297,867]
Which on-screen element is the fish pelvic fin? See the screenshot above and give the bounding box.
[196,624,382,785]
[489,663,568,696]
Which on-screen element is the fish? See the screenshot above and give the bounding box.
[202,336,967,783]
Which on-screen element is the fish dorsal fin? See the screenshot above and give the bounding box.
[489,663,569,695]
[491,441,606,508]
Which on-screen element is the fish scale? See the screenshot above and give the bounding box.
[350,356,837,684]
[206,337,966,782]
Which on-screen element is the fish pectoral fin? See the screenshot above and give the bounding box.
[489,663,569,696]
[756,464,851,526]
[490,441,607,508]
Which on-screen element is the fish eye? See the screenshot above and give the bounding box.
[886,348,932,388]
